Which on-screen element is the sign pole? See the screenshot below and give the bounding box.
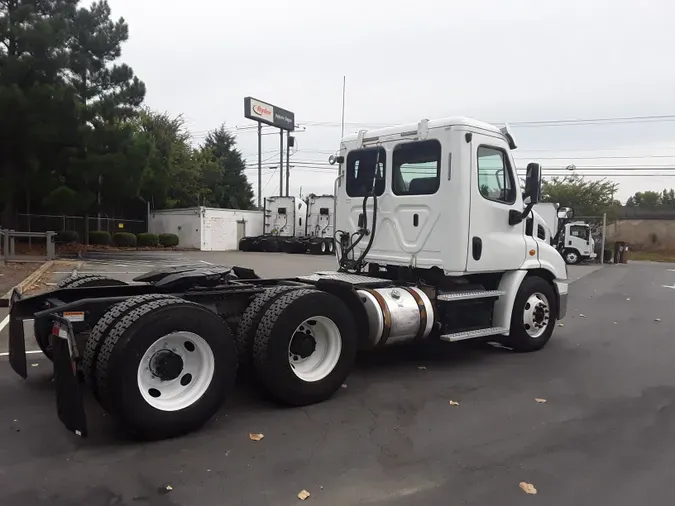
[286,131,291,196]
[279,129,284,196]
[257,122,262,209]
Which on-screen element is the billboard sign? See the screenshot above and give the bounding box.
[244,96,295,131]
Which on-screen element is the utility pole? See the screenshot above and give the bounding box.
[600,212,607,263]
[279,129,284,196]
[257,122,262,209]
[286,133,294,196]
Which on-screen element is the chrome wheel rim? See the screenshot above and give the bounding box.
[523,292,550,338]
[288,316,342,382]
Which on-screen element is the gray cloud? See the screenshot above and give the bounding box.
[108,0,675,203]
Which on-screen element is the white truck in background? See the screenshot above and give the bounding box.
[533,203,596,264]
[239,196,307,252]
[301,194,335,254]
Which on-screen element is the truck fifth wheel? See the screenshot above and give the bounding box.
[2,116,568,440]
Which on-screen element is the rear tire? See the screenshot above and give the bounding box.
[34,275,127,361]
[95,296,237,440]
[261,236,280,252]
[252,289,357,406]
[501,276,557,353]
[235,285,301,372]
[239,237,252,252]
[84,294,178,397]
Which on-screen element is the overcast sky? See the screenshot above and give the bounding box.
[107,0,675,203]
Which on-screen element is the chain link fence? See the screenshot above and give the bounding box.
[15,213,147,244]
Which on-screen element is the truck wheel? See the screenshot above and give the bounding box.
[309,242,322,255]
[34,275,127,362]
[236,285,301,372]
[239,237,252,252]
[252,289,357,406]
[95,296,237,440]
[84,294,179,397]
[320,241,328,254]
[327,240,334,254]
[502,276,557,353]
[261,236,280,252]
[563,249,580,265]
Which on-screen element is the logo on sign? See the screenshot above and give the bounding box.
[250,100,274,122]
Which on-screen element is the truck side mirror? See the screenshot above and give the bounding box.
[557,207,575,219]
[524,163,542,204]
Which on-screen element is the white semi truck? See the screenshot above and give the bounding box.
[292,194,335,255]
[533,203,596,264]
[4,115,568,441]
[239,196,307,252]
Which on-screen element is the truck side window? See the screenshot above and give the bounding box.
[570,225,589,240]
[392,139,441,196]
[346,147,386,198]
[477,146,516,204]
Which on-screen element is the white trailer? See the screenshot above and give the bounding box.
[8,115,569,441]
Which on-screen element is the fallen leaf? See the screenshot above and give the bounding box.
[166,485,173,492]
[613,322,618,324]
[535,398,547,403]
[558,323,564,327]
[249,433,264,441]
[448,400,460,406]
[418,366,427,370]
[626,298,631,301]
[519,482,537,495]
[298,489,310,500]
[655,318,661,322]
[341,384,347,388]
[579,314,586,318]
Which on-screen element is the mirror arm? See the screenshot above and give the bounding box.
[509,202,535,226]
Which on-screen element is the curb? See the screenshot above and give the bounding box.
[1,260,54,299]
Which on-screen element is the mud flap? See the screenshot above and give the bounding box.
[52,320,88,438]
[8,289,27,379]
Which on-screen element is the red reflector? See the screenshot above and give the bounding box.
[52,324,59,336]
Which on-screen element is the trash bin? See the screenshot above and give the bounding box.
[614,241,629,264]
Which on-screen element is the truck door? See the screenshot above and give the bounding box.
[466,135,528,272]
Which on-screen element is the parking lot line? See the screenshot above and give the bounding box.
[0,315,8,333]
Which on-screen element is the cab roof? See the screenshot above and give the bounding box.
[341,116,504,144]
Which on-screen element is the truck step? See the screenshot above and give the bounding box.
[437,289,505,302]
[440,326,508,342]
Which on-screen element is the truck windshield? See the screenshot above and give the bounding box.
[570,225,589,240]
[346,147,386,197]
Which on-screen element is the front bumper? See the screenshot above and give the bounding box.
[553,279,568,319]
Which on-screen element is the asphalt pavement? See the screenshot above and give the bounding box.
[1,256,672,505]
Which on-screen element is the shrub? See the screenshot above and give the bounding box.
[56,230,79,244]
[113,232,137,247]
[137,233,159,247]
[89,230,111,245]
[158,233,179,247]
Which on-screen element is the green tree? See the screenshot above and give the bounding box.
[62,0,146,220]
[625,189,675,208]
[542,175,621,217]
[625,190,662,208]
[0,0,80,226]
[198,126,255,209]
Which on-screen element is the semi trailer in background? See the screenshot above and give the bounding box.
[239,194,335,255]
